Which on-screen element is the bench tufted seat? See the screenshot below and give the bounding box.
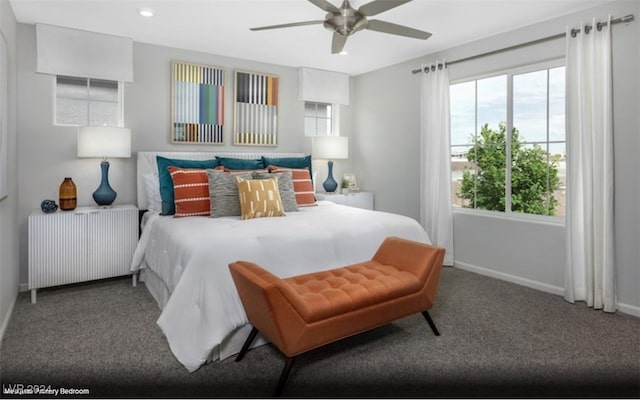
[229,236,445,396]
[282,261,422,322]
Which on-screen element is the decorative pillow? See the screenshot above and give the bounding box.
[221,167,269,173]
[216,157,265,170]
[235,177,285,220]
[142,173,162,213]
[167,167,210,217]
[268,166,317,207]
[253,170,298,212]
[206,169,253,217]
[262,155,312,180]
[156,156,219,215]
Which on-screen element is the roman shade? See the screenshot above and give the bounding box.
[298,67,349,105]
[36,24,133,82]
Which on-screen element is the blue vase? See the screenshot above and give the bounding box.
[93,160,117,206]
[322,160,338,193]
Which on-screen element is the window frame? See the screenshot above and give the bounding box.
[54,75,124,127]
[304,101,340,136]
[450,58,566,223]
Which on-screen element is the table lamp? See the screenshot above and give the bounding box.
[312,136,349,193]
[77,126,131,206]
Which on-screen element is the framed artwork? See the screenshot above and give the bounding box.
[0,33,8,201]
[234,70,278,146]
[344,173,358,189]
[171,60,225,145]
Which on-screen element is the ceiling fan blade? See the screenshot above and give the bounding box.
[358,0,413,17]
[250,20,324,31]
[366,19,431,40]
[307,0,341,14]
[332,33,348,54]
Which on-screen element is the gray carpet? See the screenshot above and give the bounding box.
[1,267,638,398]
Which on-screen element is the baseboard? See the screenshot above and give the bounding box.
[0,293,17,342]
[617,302,640,317]
[19,282,28,292]
[454,261,565,296]
[453,261,640,317]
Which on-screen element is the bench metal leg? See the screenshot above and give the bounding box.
[422,311,440,336]
[235,326,259,362]
[273,356,295,397]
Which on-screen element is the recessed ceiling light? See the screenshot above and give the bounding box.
[138,8,155,17]
[339,50,348,56]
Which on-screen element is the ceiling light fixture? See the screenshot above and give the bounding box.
[339,50,348,55]
[138,8,155,17]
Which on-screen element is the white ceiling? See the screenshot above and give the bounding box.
[9,0,613,76]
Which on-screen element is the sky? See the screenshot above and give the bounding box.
[450,66,565,157]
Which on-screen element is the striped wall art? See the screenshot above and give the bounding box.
[171,61,225,145]
[234,70,279,146]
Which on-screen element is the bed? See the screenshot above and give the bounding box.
[131,151,431,372]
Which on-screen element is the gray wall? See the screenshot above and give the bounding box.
[0,0,18,339]
[16,26,353,286]
[353,0,639,314]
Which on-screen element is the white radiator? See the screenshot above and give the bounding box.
[28,205,138,302]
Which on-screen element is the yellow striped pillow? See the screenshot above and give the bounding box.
[168,166,210,217]
[235,177,285,220]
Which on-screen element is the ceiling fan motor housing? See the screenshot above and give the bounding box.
[323,0,367,37]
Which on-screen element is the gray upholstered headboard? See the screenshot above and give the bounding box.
[136,151,306,209]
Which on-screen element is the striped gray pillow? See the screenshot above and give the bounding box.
[206,169,252,217]
[253,170,299,213]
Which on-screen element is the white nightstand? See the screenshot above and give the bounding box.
[316,191,374,210]
[28,204,138,303]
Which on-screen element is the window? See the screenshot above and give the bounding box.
[304,101,335,136]
[55,76,122,126]
[450,61,566,217]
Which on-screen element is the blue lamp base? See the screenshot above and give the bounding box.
[93,160,117,206]
[322,160,338,193]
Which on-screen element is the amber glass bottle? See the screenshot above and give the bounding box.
[59,177,77,211]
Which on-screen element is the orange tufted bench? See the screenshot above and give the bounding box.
[229,236,445,396]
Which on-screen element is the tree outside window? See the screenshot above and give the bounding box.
[458,122,560,215]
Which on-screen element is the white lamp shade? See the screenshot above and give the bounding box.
[77,126,131,158]
[312,136,349,160]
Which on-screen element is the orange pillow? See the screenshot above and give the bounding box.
[268,166,316,207]
[168,166,210,217]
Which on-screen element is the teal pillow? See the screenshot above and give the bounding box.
[262,155,312,180]
[216,157,265,170]
[156,156,219,215]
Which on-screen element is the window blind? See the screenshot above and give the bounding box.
[298,67,350,105]
[36,24,133,83]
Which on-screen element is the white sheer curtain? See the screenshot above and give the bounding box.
[565,16,617,312]
[420,62,454,266]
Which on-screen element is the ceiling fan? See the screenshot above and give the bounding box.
[250,0,431,54]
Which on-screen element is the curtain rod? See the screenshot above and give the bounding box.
[411,14,635,74]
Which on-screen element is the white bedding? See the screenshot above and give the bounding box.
[131,201,430,372]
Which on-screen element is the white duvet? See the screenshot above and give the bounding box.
[131,201,430,372]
